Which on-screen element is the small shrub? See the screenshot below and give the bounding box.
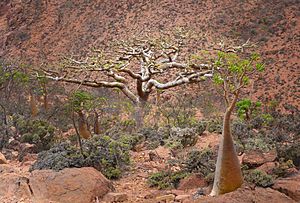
[184,149,216,176]
[166,127,198,149]
[277,142,300,168]
[148,171,188,189]
[18,119,56,151]
[207,119,222,134]
[273,159,295,178]
[138,127,168,150]
[244,169,274,187]
[31,135,131,179]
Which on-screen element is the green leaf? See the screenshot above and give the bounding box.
[256,63,265,72]
[212,74,224,85]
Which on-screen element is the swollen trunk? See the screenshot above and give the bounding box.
[29,92,38,117]
[78,111,91,139]
[210,110,243,196]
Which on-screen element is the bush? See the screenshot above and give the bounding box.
[206,119,222,134]
[138,127,168,150]
[272,159,295,178]
[166,127,198,149]
[148,170,188,189]
[31,135,131,179]
[277,142,300,168]
[18,119,56,151]
[184,149,216,177]
[244,169,274,187]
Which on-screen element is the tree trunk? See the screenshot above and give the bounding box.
[72,111,84,156]
[94,111,100,134]
[210,109,243,196]
[78,111,91,139]
[29,91,38,117]
[134,100,146,129]
[0,104,8,150]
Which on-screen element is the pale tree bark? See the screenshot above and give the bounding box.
[77,111,91,139]
[93,111,100,134]
[29,91,38,117]
[38,35,214,129]
[210,95,243,196]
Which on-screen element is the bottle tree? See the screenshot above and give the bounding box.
[210,51,265,196]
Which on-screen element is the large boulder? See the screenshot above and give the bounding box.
[192,186,296,203]
[29,167,114,203]
[272,173,300,201]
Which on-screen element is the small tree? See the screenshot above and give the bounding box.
[210,51,265,196]
[40,31,214,128]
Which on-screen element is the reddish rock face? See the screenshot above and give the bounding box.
[272,173,300,202]
[193,186,296,203]
[242,149,277,167]
[0,166,114,203]
[178,174,208,190]
[29,167,114,203]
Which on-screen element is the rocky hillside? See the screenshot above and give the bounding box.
[0,0,299,109]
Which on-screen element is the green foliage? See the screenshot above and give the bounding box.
[207,119,222,134]
[272,159,295,178]
[31,135,131,179]
[184,149,216,176]
[244,170,274,187]
[18,118,56,151]
[148,170,188,189]
[166,127,198,149]
[236,99,262,120]
[68,90,94,112]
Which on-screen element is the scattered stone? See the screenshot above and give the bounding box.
[18,143,37,162]
[178,174,207,190]
[151,146,171,160]
[272,173,300,201]
[156,194,175,202]
[103,192,128,202]
[175,194,190,202]
[0,152,8,164]
[257,162,277,174]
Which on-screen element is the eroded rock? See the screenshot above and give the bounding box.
[272,173,300,201]
[29,167,114,203]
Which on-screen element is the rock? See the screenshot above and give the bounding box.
[175,195,190,202]
[0,173,32,199]
[0,152,8,164]
[103,192,128,202]
[151,146,171,160]
[18,143,37,162]
[264,149,277,162]
[7,139,21,151]
[243,150,265,166]
[178,174,207,190]
[0,164,19,174]
[29,167,114,203]
[144,190,167,199]
[194,186,296,203]
[272,173,300,201]
[242,149,277,167]
[257,162,277,174]
[156,194,175,202]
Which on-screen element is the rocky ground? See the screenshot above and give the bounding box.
[0,132,299,203]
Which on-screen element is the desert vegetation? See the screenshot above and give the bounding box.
[0,1,299,203]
